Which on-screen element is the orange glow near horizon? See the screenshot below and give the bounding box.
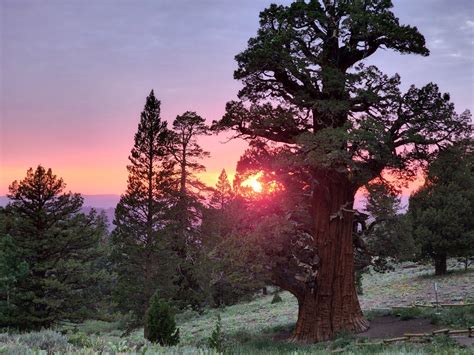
[0,166,236,196]
[1,164,425,200]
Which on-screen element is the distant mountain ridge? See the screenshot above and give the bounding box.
[0,194,120,209]
[0,194,120,231]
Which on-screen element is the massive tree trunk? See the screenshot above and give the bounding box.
[434,254,447,276]
[291,172,369,342]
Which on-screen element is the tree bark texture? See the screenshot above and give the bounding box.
[291,172,369,342]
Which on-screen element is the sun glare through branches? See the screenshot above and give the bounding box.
[241,172,263,193]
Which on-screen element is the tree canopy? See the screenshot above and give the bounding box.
[212,0,472,342]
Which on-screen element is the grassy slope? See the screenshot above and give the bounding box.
[2,262,473,354]
[173,262,473,346]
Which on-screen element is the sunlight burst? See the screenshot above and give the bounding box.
[242,173,263,193]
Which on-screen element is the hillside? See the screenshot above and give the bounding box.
[2,261,472,354]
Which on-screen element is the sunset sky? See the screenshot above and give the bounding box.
[1,0,473,196]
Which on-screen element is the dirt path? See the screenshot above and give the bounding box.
[357,316,473,348]
[358,316,441,338]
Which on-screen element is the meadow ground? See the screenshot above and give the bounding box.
[1,261,473,354]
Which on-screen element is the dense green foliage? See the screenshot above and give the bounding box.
[0,166,107,330]
[202,172,268,306]
[364,182,416,263]
[0,209,28,326]
[354,181,417,280]
[111,91,214,326]
[409,141,474,275]
[144,292,180,346]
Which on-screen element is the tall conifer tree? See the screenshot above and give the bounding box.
[167,111,210,309]
[111,90,175,319]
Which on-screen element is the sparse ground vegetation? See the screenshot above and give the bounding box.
[1,262,471,354]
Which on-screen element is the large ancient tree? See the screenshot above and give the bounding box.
[213,0,471,342]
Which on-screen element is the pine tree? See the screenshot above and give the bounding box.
[409,140,474,275]
[203,169,234,249]
[363,182,417,264]
[210,169,233,210]
[170,111,210,199]
[144,292,180,346]
[167,111,211,309]
[1,166,107,330]
[167,111,209,253]
[111,90,176,320]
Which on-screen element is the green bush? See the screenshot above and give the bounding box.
[207,314,224,352]
[19,330,70,352]
[144,292,180,346]
[271,293,282,304]
[67,331,93,348]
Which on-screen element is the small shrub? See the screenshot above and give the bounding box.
[144,292,180,346]
[0,343,31,355]
[19,330,70,352]
[0,333,13,343]
[207,314,224,352]
[68,331,93,348]
[394,307,424,320]
[271,293,282,304]
[116,311,138,331]
[107,339,138,353]
[364,308,391,321]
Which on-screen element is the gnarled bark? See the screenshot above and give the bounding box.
[290,172,369,342]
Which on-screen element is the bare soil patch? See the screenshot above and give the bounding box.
[357,315,473,347]
[357,315,440,339]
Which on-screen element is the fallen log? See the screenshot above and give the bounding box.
[383,337,408,343]
[411,304,435,308]
[448,329,470,335]
[355,342,383,346]
[404,333,430,338]
[439,303,474,307]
